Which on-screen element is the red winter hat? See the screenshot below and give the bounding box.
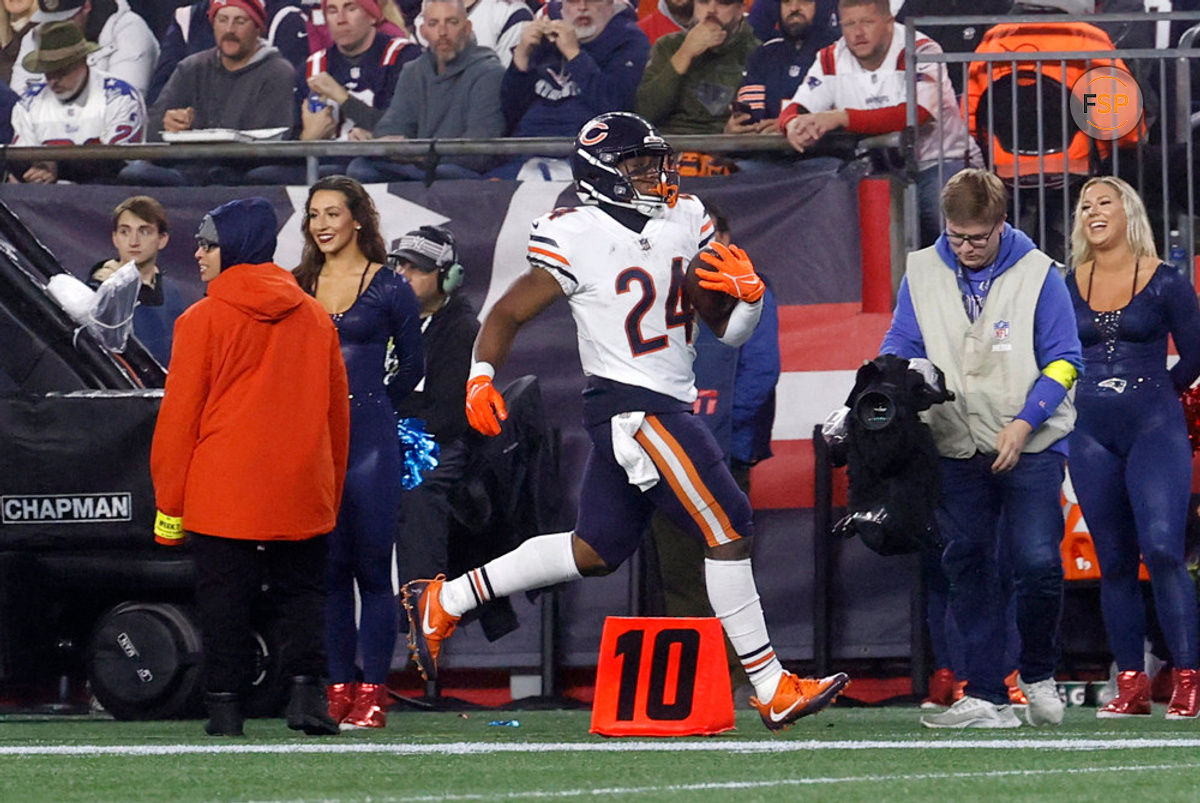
[321,0,383,21]
[208,0,268,31]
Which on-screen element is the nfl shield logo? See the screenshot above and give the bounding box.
[993,320,1010,341]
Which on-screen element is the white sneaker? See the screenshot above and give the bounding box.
[1018,676,1065,726]
[920,695,1021,729]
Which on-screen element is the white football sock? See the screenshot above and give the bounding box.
[439,531,582,617]
[705,557,784,702]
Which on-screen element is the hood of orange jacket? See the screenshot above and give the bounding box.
[208,262,307,322]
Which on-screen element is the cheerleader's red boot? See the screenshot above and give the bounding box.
[341,682,388,729]
[1097,671,1151,718]
[327,682,356,724]
[1166,668,1199,720]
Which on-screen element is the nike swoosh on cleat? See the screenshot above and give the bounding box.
[421,599,437,636]
[768,698,804,723]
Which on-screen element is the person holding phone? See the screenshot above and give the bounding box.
[728,0,839,134]
[636,0,759,135]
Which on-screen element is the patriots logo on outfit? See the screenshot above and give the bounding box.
[807,76,821,88]
[535,67,581,101]
[693,82,736,117]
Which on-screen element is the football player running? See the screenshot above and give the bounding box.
[402,112,848,731]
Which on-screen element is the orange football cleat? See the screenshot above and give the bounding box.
[327,682,356,724]
[340,682,389,729]
[1166,668,1199,720]
[1005,670,1028,706]
[1097,670,1151,718]
[401,575,461,682]
[750,670,850,732]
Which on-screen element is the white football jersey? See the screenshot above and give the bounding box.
[12,71,145,147]
[788,23,980,168]
[527,196,715,404]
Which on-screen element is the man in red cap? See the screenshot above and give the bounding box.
[146,1,312,107]
[301,0,419,143]
[119,0,298,184]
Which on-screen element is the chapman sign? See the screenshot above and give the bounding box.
[2,493,133,524]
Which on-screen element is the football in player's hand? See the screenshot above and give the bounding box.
[685,247,737,328]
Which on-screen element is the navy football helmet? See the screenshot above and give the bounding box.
[571,112,680,217]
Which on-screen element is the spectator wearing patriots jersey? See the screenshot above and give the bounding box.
[301,0,418,143]
[728,0,838,133]
[307,0,411,52]
[637,0,690,46]
[413,0,532,68]
[10,20,144,183]
[146,0,308,106]
[10,0,159,97]
[635,0,758,136]
[781,0,979,246]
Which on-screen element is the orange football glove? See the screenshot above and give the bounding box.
[466,374,508,437]
[695,242,764,303]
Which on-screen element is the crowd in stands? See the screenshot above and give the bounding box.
[1,0,1191,190]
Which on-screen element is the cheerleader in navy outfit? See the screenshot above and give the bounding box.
[1067,176,1200,719]
[295,176,424,728]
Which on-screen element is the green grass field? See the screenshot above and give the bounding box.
[1,706,1198,802]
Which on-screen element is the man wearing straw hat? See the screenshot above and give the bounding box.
[9,18,145,183]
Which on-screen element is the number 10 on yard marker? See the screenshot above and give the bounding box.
[589,617,735,737]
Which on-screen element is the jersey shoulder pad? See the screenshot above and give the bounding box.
[21,81,47,103]
[102,76,138,100]
[535,205,591,233]
[382,36,415,66]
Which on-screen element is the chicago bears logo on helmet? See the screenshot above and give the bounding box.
[579,122,609,147]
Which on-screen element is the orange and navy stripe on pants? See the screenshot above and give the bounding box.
[635,414,744,548]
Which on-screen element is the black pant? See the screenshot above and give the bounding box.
[396,439,470,584]
[191,532,329,694]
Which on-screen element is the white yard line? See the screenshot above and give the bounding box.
[251,762,1200,803]
[2,737,1200,756]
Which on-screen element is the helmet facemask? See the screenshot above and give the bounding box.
[615,148,680,217]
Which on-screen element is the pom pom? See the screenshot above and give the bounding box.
[397,417,440,489]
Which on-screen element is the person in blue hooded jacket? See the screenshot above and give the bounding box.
[490,0,649,178]
[879,169,1082,731]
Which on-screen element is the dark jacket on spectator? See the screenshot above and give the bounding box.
[501,3,649,137]
[373,44,505,172]
[737,0,839,122]
[637,22,759,134]
[148,44,297,141]
[0,80,17,145]
[392,292,479,443]
[748,0,840,43]
[146,0,308,105]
